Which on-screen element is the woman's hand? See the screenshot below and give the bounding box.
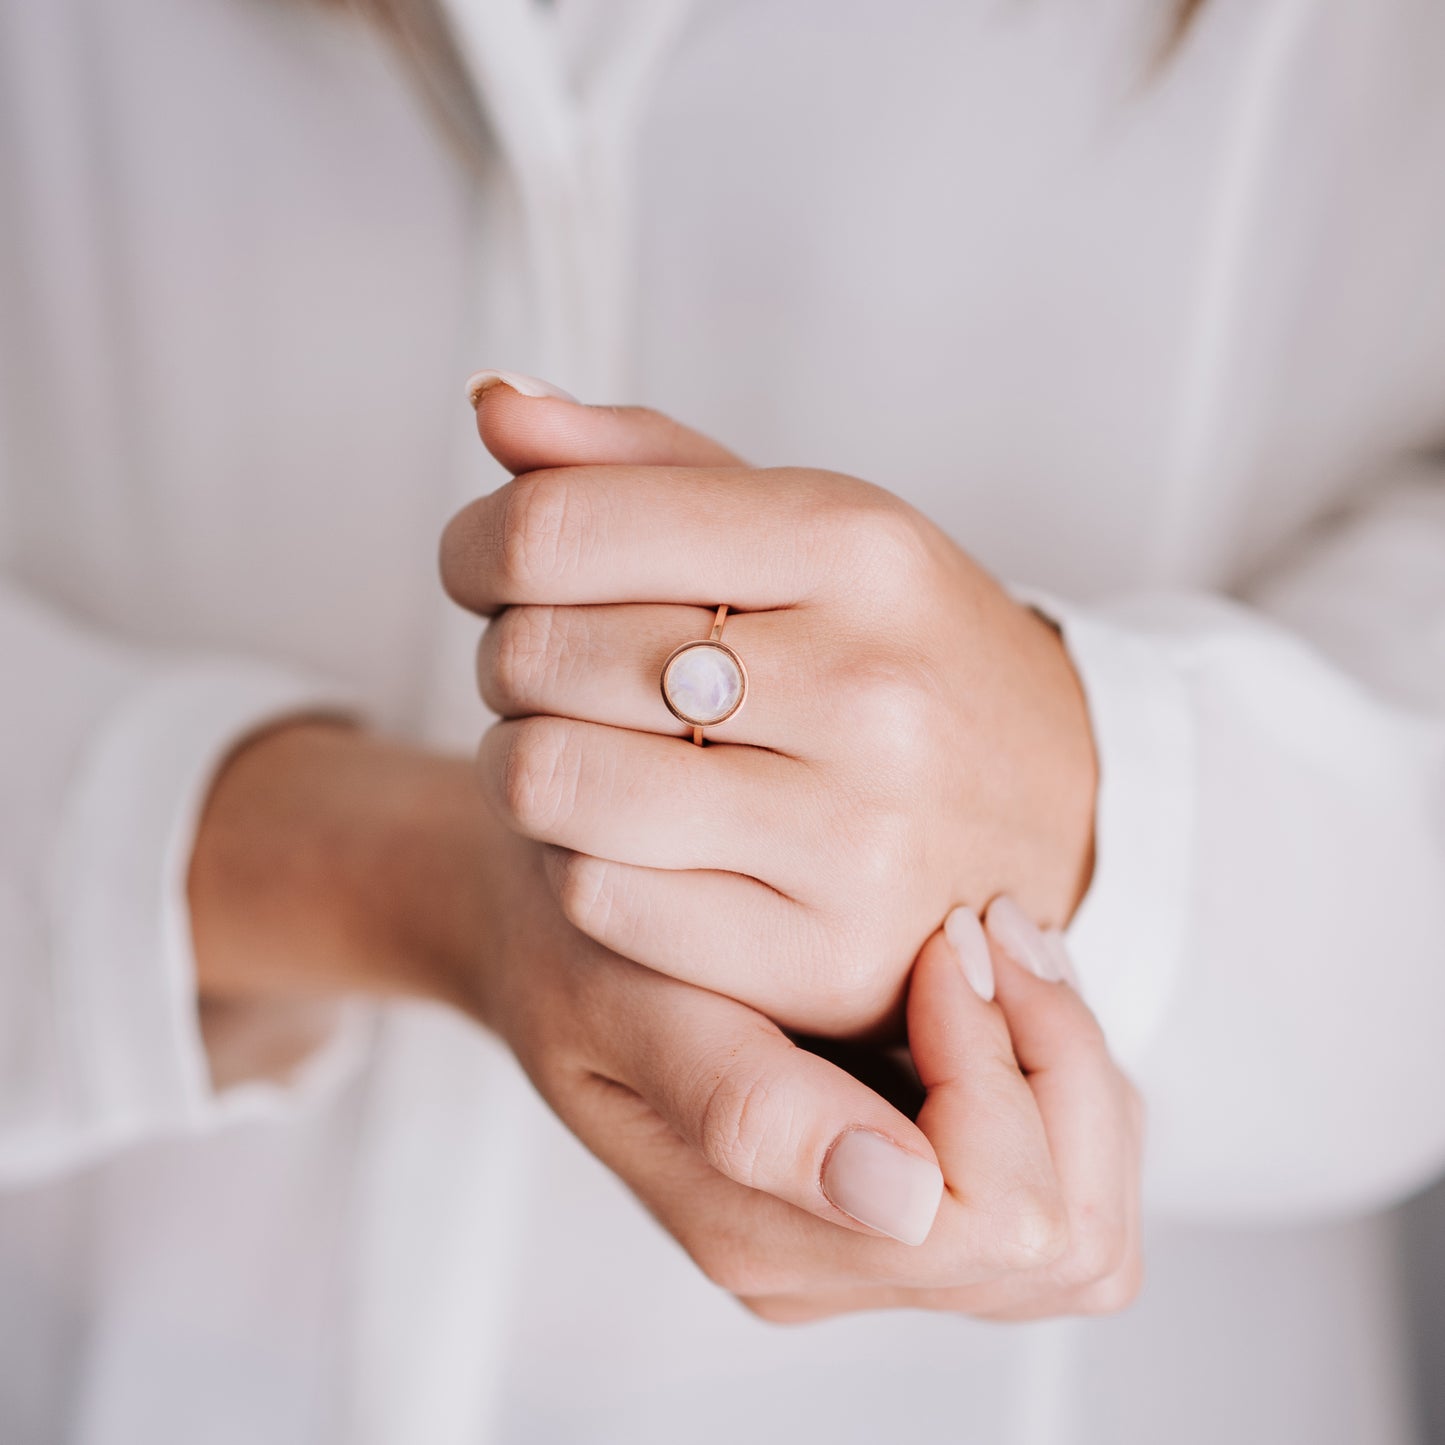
[190,718,1140,1318]
[489,869,1144,1323]
[441,387,1098,1036]
[467,810,1143,1320]
[189,719,945,1242]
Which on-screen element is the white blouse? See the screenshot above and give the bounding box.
[1,0,1443,1440]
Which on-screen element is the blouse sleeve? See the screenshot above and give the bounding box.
[1042,461,1445,1221]
[0,577,366,1187]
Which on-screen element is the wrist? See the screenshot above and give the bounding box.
[189,722,494,1015]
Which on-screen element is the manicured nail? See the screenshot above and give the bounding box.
[944,906,995,1002]
[465,369,578,407]
[821,1130,944,1246]
[1042,929,1081,991]
[984,896,1061,981]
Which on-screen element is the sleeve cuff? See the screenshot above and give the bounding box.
[48,660,373,1163]
[1022,592,1198,1069]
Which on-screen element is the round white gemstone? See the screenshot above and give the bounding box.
[664,643,744,725]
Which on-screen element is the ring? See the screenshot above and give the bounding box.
[660,605,749,746]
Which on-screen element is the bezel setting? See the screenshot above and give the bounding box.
[659,639,749,730]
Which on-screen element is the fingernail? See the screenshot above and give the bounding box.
[944,906,995,1002]
[984,896,1061,981]
[1042,929,1081,991]
[465,369,578,407]
[821,1130,944,1246]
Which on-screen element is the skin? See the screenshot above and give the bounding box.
[441,391,1098,1038]
[186,392,1142,1321]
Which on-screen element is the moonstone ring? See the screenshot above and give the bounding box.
[660,604,748,746]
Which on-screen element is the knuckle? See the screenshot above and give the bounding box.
[485,606,561,707]
[499,472,590,593]
[839,654,938,775]
[831,495,932,590]
[1075,1258,1144,1316]
[499,717,578,835]
[805,918,890,1022]
[553,851,616,939]
[995,1191,1070,1272]
[438,506,481,605]
[696,1052,792,1191]
[1057,1217,1128,1289]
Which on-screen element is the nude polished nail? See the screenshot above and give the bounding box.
[1041,928,1081,990]
[984,896,1061,981]
[821,1129,944,1247]
[464,369,578,407]
[944,905,995,1001]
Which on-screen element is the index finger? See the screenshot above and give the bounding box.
[983,905,1138,1285]
[901,927,1069,1284]
[439,464,885,616]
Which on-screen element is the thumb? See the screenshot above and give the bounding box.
[602,968,945,1246]
[465,370,744,473]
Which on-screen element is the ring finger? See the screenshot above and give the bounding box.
[478,602,832,755]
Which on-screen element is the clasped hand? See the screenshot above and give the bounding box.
[440,384,1141,1320]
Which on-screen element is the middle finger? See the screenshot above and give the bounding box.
[477,714,818,890]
